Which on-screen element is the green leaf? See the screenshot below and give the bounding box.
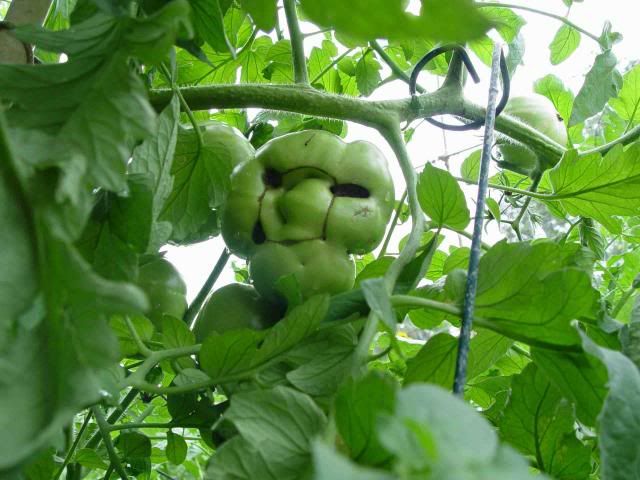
[461,149,481,182]
[548,145,640,233]
[74,448,109,470]
[361,278,395,331]
[500,364,591,480]
[0,116,38,344]
[191,0,235,54]
[117,431,152,459]
[334,372,397,465]
[534,74,582,141]
[474,241,597,348]
[200,295,328,380]
[162,315,195,349]
[609,63,640,127]
[312,442,395,480]
[418,164,470,230]
[355,53,382,97]
[579,330,640,480]
[160,124,246,242]
[211,386,327,480]
[485,197,501,223]
[299,0,491,44]
[549,24,581,65]
[531,348,607,427]
[569,50,623,126]
[240,0,278,31]
[378,384,544,478]
[1,56,155,194]
[479,6,526,43]
[404,329,512,388]
[285,324,357,396]
[110,314,155,357]
[130,95,180,251]
[166,432,188,465]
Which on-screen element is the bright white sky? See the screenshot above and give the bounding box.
[165,0,640,302]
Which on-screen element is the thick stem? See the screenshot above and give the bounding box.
[149,84,564,164]
[85,388,140,450]
[283,0,308,85]
[580,123,640,157]
[0,0,52,63]
[380,123,425,289]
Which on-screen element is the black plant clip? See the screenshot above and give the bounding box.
[408,44,511,131]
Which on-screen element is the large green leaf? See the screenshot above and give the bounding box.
[547,144,640,233]
[300,0,491,44]
[500,364,591,479]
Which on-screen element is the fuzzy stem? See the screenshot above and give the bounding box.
[283,0,308,84]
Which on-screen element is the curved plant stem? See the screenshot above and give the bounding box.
[456,176,549,199]
[509,173,541,240]
[611,287,636,318]
[478,2,601,43]
[380,123,425,289]
[91,407,129,480]
[310,48,354,85]
[370,40,426,94]
[580,123,640,157]
[125,316,153,357]
[184,248,231,328]
[54,411,93,480]
[379,190,407,257]
[283,0,308,84]
[85,388,139,450]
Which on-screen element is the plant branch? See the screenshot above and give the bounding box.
[478,2,601,43]
[508,173,541,240]
[370,40,426,94]
[283,0,308,84]
[380,123,425,289]
[184,248,231,328]
[378,190,407,257]
[149,84,565,165]
[54,412,93,480]
[580,123,640,157]
[85,388,139,450]
[91,407,129,480]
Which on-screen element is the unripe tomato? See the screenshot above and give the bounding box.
[497,95,568,176]
[219,130,394,304]
[192,283,281,342]
[249,240,355,304]
[137,256,187,328]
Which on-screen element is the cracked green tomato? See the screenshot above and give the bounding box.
[221,130,395,303]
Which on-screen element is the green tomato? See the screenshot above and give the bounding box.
[192,283,281,342]
[497,95,568,176]
[137,257,187,328]
[220,130,394,303]
[250,240,355,303]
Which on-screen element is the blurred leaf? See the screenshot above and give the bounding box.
[240,0,277,31]
[300,0,491,43]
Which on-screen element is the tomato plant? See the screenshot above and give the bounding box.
[1,0,640,479]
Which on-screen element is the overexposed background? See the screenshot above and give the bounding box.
[164,0,640,301]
